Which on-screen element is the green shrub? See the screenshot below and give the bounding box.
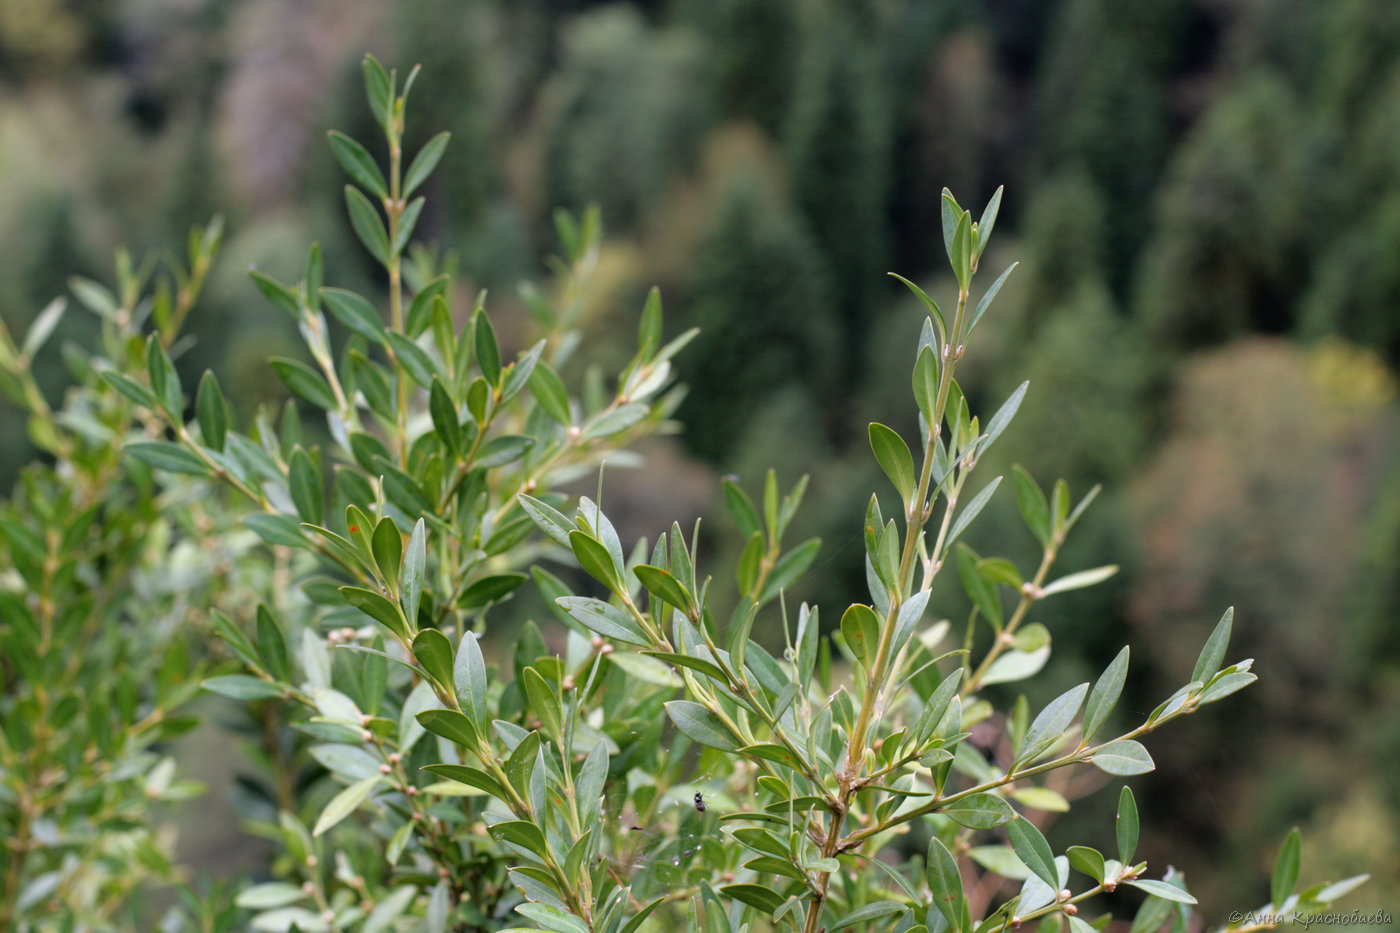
[0,56,1370,933]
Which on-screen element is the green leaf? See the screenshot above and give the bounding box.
[345,186,389,265]
[522,668,562,739]
[102,372,158,410]
[556,596,651,647]
[21,297,65,358]
[948,476,1002,547]
[270,357,337,411]
[665,700,740,751]
[1117,786,1139,865]
[245,513,309,549]
[248,270,300,319]
[635,564,694,616]
[288,447,324,524]
[869,422,917,504]
[454,630,488,730]
[412,629,455,693]
[1272,827,1301,909]
[943,792,1015,829]
[645,651,727,684]
[1192,607,1234,684]
[313,774,382,836]
[514,903,588,933]
[738,742,804,772]
[474,310,501,385]
[1007,816,1059,892]
[722,477,762,540]
[976,185,1004,257]
[528,360,571,425]
[340,586,409,641]
[458,573,527,610]
[1040,565,1119,597]
[203,675,283,701]
[235,883,308,910]
[757,537,821,604]
[145,337,180,416]
[617,897,667,933]
[720,884,785,916]
[416,709,480,750]
[890,272,947,348]
[827,902,907,932]
[361,54,392,127]
[1016,682,1088,767]
[951,208,972,289]
[428,377,460,455]
[913,345,940,425]
[519,495,574,548]
[126,441,209,476]
[422,763,505,799]
[504,731,541,804]
[840,604,882,671]
[1090,740,1154,775]
[488,820,548,859]
[384,331,439,388]
[981,380,1028,454]
[327,131,388,199]
[402,519,426,626]
[1066,846,1105,884]
[967,262,1019,337]
[196,371,228,451]
[1125,879,1197,905]
[1198,670,1256,704]
[569,530,624,592]
[321,288,386,343]
[403,131,451,197]
[392,197,425,257]
[927,837,967,932]
[1083,646,1129,741]
[1013,466,1050,547]
[256,605,290,682]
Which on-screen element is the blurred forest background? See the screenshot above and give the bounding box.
[3,0,1400,921]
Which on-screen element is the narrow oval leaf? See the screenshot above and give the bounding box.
[1125,879,1198,905]
[556,596,651,647]
[270,357,337,411]
[1066,845,1105,883]
[1271,827,1301,909]
[1090,740,1155,775]
[869,422,917,503]
[942,792,1015,829]
[126,441,209,476]
[665,700,740,751]
[1083,646,1129,741]
[569,530,624,592]
[345,185,389,265]
[196,371,228,451]
[1016,682,1088,767]
[1007,817,1058,892]
[327,131,388,199]
[411,629,455,693]
[634,564,694,616]
[927,837,966,929]
[1117,786,1139,865]
[321,288,387,343]
[454,631,487,730]
[403,131,451,197]
[720,884,785,916]
[416,709,480,750]
[313,774,382,836]
[1040,565,1119,597]
[1192,607,1234,684]
[340,586,409,640]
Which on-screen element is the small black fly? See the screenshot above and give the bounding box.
[693,792,706,813]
